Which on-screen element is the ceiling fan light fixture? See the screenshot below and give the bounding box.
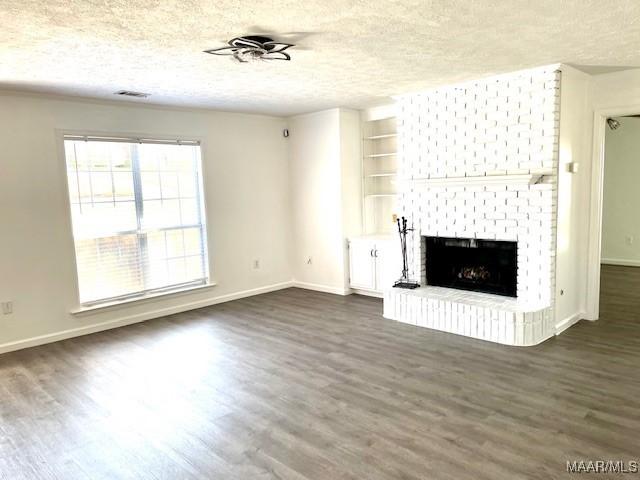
[204,35,294,63]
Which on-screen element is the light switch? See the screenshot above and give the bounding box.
[565,162,579,173]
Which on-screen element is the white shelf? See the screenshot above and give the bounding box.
[365,152,397,158]
[365,193,397,198]
[366,172,397,178]
[364,133,398,140]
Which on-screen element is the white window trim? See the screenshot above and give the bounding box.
[57,130,213,312]
[70,281,218,316]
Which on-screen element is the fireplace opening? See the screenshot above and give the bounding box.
[425,236,517,297]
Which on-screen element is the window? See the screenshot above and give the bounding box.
[63,136,209,305]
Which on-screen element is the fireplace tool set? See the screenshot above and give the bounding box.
[393,216,420,289]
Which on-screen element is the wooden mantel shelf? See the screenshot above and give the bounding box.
[408,172,552,187]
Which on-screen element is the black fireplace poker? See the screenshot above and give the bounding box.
[393,216,420,289]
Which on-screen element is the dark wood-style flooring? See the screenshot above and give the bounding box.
[1,266,639,479]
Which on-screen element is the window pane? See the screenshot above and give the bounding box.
[75,234,143,303]
[71,201,137,238]
[178,173,197,198]
[146,260,169,290]
[84,146,109,171]
[141,172,161,199]
[113,172,134,201]
[76,172,92,203]
[185,256,205,280]
[180,199,200,225]
[66,174,79,204]
[142,199,181,229]
[165,229,185,258]
[167,257,187,284]
[138,150,158,171]
[64,138,208,304]
[66,142,89,170]
[145,227,206,290]
[146,230,167,260]
[183,227,203,256]
[160,172,180,197]
[89,172,114,201]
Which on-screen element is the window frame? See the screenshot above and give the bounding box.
[58,130,212,309]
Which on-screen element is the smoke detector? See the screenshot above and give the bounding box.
[204,36,294,63]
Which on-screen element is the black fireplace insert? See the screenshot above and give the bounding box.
[425,236,517,297]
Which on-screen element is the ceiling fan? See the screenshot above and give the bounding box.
[204,36,295,63]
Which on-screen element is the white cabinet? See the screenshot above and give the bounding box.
[375,239,401,291]
[349,237,377,290]
[348,236,401,295]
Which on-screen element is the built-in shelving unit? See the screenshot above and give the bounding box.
[361,113,398,234]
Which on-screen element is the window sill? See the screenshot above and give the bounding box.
[71,282,217,316]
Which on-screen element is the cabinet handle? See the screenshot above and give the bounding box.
[374,249,379,258]
[370,249,375,257]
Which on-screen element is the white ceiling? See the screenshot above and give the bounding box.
[1,0,640,116]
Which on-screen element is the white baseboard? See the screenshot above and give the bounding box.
[0,281,294,355]
[555,311,584,335]
[351,288,383,298]
[291,281,351,296]
[601,258,640,267]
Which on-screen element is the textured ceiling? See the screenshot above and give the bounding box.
[1,0,640,116]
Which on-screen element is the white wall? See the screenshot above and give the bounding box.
[287,108,361,294]
[554,65,593,330]
[287,109,343,292]
[361,104,397,122]
[602,116,640,266]
[593,69,640,110]
[0,92,292,352]
[339,110,363,287]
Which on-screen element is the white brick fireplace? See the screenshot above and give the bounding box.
[384,66,563,346]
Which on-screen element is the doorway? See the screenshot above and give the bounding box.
[597,115,640,320]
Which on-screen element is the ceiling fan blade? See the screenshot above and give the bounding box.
[264,51,291,61]
[262,42,294,53]
[229,37,263,49]
[203,46,238,56]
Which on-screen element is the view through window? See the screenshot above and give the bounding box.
[63,137,208,305]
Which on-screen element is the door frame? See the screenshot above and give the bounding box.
[585,104,640,320]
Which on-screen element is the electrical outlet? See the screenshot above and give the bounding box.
[253,259,260,269]
[1,301,13,315]
[626,235,634,245]
[306,256,312,265]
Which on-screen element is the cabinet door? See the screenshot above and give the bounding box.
[349,239,376,290]
[375,238,402,291]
